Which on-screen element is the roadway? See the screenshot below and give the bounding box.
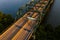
[12,12,39,40]
[12,0,49,40]
[0,12,34,40]
[0,0,49,40]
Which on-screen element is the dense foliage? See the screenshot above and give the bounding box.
[0,12,14,33]
[30,24,60,40]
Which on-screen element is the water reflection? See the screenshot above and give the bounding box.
[45,0,60,27]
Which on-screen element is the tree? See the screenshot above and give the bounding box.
[0,23,4,33]
[34,24,54,40]
[0,12,14,33]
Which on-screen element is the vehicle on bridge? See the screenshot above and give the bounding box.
[27,17,37,21]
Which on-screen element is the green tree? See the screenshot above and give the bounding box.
[0,12,14,33]
[34,24,54,40]
[0,23,4,33]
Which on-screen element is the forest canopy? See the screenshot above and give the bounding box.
[30,24,60,40]
[0,12,14,33]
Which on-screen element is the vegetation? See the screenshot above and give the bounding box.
[30,24,60,40]
[0,12,14,34]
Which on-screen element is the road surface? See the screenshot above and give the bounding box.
[12,12,39,40]
[0,12,34,40]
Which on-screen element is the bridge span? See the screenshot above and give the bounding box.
[0,0,53,40]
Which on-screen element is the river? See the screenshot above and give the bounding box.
[0,0,32,17]
[0,0,60,27]
[45,0,60,27]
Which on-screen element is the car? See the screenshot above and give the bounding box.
[27,17,37,21]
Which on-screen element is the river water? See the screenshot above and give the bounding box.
[45,0,60,27]
[0,0,32,17]
[0,0,60,27]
